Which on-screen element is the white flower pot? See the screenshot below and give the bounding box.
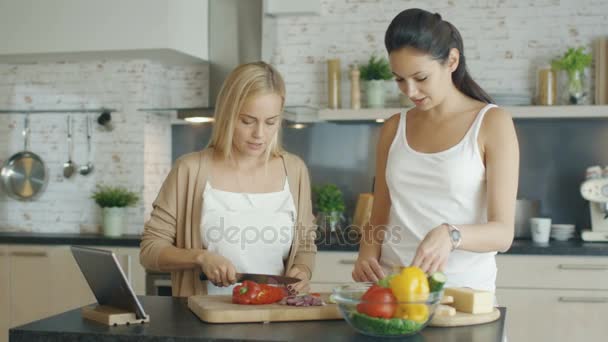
[102,207,126,237]
[365,80,386,108]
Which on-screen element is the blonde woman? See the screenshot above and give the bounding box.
[140,62,316,297]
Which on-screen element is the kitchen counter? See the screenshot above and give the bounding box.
[9,296,506,342]
[0,232,140,247]
[2,232,607,256]
[317,236,608,256]
[502,239,608,256]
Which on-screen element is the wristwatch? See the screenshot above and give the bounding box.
[444,223,462,251]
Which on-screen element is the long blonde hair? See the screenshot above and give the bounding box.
[208,61,286,161]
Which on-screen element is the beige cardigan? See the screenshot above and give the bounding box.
[140,148,317,297]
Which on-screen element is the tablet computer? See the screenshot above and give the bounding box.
[71,245,147,319]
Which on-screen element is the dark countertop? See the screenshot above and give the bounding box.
[0,232,141,247]
[501,239,608,256]
[2,231,607,256]
[10,296,506,342]
[316,233,608,256]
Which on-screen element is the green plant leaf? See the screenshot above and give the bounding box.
[359,55,393,81]
[91,185,139,208]
[551,46,592,73]
[312,184,345,214]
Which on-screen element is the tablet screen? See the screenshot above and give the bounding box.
[71,245,147,319]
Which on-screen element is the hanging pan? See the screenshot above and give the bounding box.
[0,115,48,201]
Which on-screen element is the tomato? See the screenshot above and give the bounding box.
[356,284,397,319]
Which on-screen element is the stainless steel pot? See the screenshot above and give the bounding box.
[0,116,48,201]
[514,199,540,238]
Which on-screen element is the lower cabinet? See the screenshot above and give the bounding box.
[310,251,357,293]
[496,254,608,342]
[0,246,9,342]
[8,245,55,328]
[497,288,608,342]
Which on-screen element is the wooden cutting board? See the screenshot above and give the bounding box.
[188,293,343,323]
[429,307,501,327]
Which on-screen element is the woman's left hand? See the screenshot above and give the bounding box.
[286,266,310,295]
[411,224,452,274]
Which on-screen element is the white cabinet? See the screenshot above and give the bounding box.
[310,251,357,293]
[0,0,209,63]
[0,245,9,342]
[496,255,608,342]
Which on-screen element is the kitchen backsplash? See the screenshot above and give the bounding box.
[173,118,608,232]
[0,60,209,234]
[263,0,608,107]
[3,0,608,235]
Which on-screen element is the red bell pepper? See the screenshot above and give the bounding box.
[232,281,286,305]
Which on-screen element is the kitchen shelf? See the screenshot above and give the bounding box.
[143,104,608,125]
[318,107,407,121]
[0,108,116,114]
[284,106,319,123]
[318,105,608,121]
[139,106,321,124]
[507,105,608,118]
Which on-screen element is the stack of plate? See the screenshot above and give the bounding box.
[551,224,576,241]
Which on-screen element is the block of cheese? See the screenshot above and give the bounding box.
[435,304,456,317]
[443,288,493,314]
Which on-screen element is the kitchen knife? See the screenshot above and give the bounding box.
[199,272,300,285]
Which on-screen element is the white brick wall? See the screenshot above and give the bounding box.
[0,60,208,234]
[264,0,608,107]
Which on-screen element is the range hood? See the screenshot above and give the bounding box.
[179,0,263,123]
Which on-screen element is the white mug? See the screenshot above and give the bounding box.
[530,217,552,244]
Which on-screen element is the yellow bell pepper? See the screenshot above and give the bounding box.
[389,266,430,323]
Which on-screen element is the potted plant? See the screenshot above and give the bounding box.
[313,184,346,233]
[551,47,592,104]
[359,55,393,108]
[92,185,139,237]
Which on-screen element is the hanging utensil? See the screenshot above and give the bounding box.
[79,115,94,176]
[0,114,48,201]
[63,115,76,178]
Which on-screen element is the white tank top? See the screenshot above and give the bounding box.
[201,179,296,295]
[380,104,498,291]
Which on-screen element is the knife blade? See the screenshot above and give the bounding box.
[199,272,300,285]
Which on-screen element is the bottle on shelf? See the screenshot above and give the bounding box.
[327,58,341,109]
[349,64,361,110]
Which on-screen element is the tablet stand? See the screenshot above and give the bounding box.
[82,304,150,326]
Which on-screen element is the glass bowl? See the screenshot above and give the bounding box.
[332,283,442,337]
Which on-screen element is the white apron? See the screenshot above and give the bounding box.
[201,179,296,295]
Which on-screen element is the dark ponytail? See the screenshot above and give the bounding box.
[385,8,493,104]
